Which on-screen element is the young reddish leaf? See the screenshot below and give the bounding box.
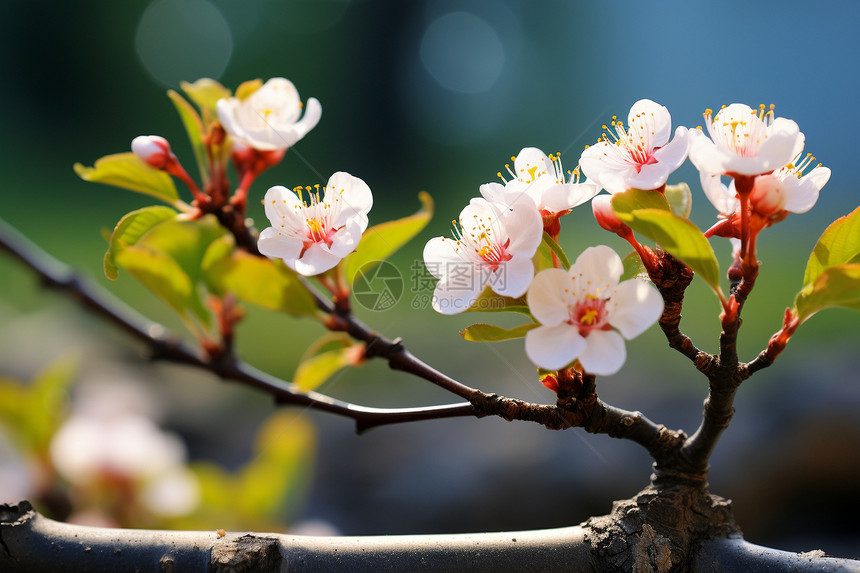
[343,192,433,285]
[803,206,860,287]
[460,322,540,342]
[74,153,180,205]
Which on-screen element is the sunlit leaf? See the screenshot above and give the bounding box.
[114,245,195,318]
[28,357,77,452]
[235,78,262,100]
[180,78,231,119]
[664,182,693,218]
[292,345,361,392]
[464,286,533,317]
[460,322,540,342]
[343,192,433,285]
[794,263,860,323]
[104,206,178,280]
[203,250,318,317]
[803,206,860,287]
[299,333,353,362]
[613,191,722,296]
[611,187,671,214]
[621,249,648,282]
[167,90,208,182]
[541,232,570,270]
[135,215,226,285]
[74,153,179,205]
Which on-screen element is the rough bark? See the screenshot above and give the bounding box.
[3,501,859,572]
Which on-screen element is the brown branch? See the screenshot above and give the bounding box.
[648,251,716,375]
[0,216,683,455]
[0,217,474,433]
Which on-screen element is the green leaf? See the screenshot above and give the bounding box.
[180,78,231,119]
[167,90,208,182]
[611,187,671,215]
[28,357,77,452]
[464,287,533,317]
[460,322,540,342]
[621,249,648,282]
[794,263,860,323]
[664,182,693,218]
[104,206,178,280]
[74,153,179,205]
[613,192,722,296]
[343,192,434,285]
[293,345,360,392]
[541,232,570,270]
[114,245,195,318]
[203,250,318,317]
[235,78,262,100]
[803,206,860,287]
[136,215,226,286]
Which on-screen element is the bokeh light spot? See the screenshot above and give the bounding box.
[136,0,233,88]
[420,11,505,94]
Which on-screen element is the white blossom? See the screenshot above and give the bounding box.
[524,246,663,375]
[217,77,322,151]
[258,172,373,276]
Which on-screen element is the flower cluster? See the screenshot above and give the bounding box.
[423,98,829,381]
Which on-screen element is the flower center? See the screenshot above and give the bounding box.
[599,114,658,169]
[704,104,774,158]
[570,294,610,336]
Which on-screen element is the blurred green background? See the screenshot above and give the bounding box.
[1,0,859,557]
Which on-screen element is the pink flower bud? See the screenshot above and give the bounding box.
[592,195,631,236]
[132,135,172,169]
[749,174,787,216]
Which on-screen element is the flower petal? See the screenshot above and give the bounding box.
[755,118,804,175]
[292,244,341,276]
[541,181,600,212]
[571,245,623,291]
[609,279,664,339]
[493,256,534,298]
[431,275,485,315]
[629,99,672,147]
[783,166,830,214]
[527,268,572,326]
[264,185,304,226]
[499,200,543,257]
[578,330,626,376]
[525,324,586,371]
[257,227,303,262]
[514,147,553,183]
[700,173,738,217]
[328,171,373,225]
[423,237,465,279]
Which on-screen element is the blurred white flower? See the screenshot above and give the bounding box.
[258,172,373,276]
[217,77,322,151]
